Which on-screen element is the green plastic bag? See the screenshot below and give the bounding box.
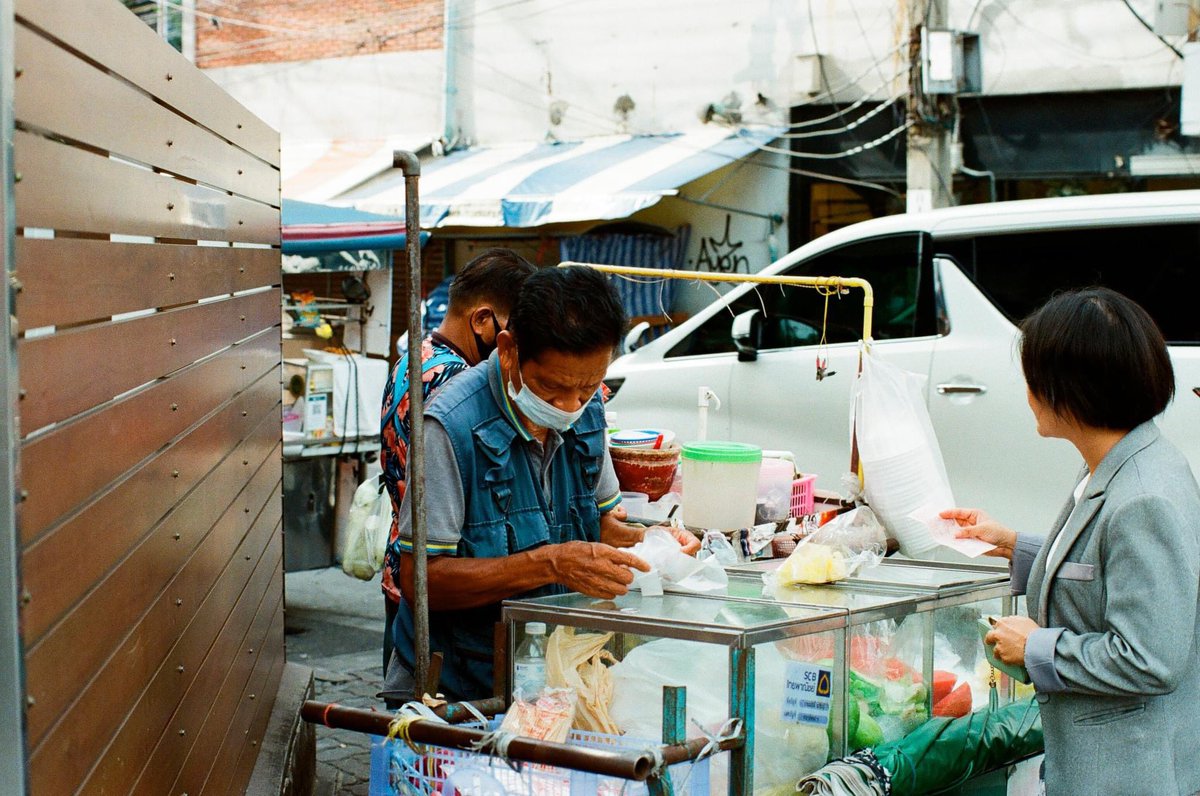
[877,697,1043,796]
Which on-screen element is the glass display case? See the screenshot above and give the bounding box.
[501,592,849,795]
[724,559,1019,754]
[503,560,1016,795]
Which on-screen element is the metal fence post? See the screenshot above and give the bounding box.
[393,150,430,696]
[0,0,29,789]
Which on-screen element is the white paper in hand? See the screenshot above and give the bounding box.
[909,504,996,558]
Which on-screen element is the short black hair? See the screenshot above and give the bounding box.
[447,247,536,315]
[509,266,627,363]
[1020,287,1174,430]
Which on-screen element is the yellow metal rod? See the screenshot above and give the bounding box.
[558,261,874,342]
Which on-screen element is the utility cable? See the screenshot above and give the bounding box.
[1119,0,1184,58]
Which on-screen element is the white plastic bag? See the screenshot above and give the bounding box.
[852,350,955,557]
[627,528,727,594]
[764,506,886,587]
[610,638,829,791]
[342,476,391,580]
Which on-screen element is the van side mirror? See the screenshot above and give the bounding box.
[731,309,762,362]
[623,321,652,354]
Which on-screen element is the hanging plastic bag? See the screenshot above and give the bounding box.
[765,506,886,587]
[342,476,391,580]
[544,627,621,734]
[851,349,956,558]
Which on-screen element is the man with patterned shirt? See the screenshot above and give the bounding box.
[379,248,536,675]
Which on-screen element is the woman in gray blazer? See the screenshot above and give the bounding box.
[942,287,1200,795]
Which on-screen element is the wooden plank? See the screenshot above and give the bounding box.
[165,593,284,796]
[14,0,278,165]
[226,641,286,794]
[199,606,286,796]
[20,329,277,538]
[29,502,283,795]
[21,375,279,643]
[15,238,279,332]
[24,438,282,747]
[14,24,279,206]
[18,287,279,434]
[13,130,278,243]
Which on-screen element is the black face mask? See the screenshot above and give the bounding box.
[472,314,503,363]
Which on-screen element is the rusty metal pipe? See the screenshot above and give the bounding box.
[300,701,742,781]
[393,150,429,697]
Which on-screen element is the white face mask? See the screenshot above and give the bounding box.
[507,372,586,432]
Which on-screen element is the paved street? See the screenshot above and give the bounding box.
[286,567,388,795]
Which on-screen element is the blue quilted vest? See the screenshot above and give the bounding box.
[392,357,606,700]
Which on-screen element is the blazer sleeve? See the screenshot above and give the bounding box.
[1042,492,1200,697]
[1009,533,1044,596]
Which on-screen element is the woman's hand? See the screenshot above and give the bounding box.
[984,616,1040,667]
[939,508,1017,560]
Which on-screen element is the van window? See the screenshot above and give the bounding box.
[961,224,1200,344]
[666,233,935,357]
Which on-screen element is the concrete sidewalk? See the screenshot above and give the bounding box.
[285,566,387,796]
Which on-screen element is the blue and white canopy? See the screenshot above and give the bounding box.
[340,127,780,229]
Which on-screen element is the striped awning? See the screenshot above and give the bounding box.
[338,127,781,229]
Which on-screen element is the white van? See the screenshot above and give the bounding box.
[605,190,1200,535]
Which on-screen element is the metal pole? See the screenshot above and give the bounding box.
[0,0,29,789]
[394,150,430,697]
[301,701,742,779]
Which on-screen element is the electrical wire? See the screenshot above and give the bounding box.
[788,42,909,120]
[1119,0,1184,58]
[779,96,903,139]
[745,121,912,160]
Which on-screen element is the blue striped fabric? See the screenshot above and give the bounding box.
[345,128,783,228]
[560,229,690,332]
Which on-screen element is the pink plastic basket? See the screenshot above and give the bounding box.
[790,474,817,517]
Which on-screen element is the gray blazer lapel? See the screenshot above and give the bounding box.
[1038,492,1104,625]
[1029,481,1082,622]
[1034,422,1161,626]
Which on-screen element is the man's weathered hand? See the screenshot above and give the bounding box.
[550,541,650,599]
[667,527,701,556]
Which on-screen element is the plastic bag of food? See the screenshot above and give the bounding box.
[497,688,576,743]
[764,507,886,587]
[341,476,391,580]
[545,627,621,734]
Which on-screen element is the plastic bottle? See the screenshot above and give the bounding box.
[513,622,548,699]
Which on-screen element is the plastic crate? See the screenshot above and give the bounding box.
[790,474,817,517]
[369,718,711,796]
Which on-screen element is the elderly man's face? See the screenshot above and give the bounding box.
[497,330,610,415]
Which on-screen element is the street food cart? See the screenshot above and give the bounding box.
[301,160,1040,796]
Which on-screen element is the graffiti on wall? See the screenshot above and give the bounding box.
[692,214,749,273]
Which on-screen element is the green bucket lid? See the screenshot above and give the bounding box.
[681,441,762,463]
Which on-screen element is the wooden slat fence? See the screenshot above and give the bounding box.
[9,0,283,792]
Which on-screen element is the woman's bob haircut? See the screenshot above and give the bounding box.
[1020,287,1174,430]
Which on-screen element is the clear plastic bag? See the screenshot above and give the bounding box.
[341,476,391,580]
[852,349,956,557]
[764,506,886,587]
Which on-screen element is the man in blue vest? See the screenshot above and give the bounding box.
[386,265,694,702]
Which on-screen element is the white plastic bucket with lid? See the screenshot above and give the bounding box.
[680,441,763,530]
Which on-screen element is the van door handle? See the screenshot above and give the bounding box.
[936,383,988,395]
